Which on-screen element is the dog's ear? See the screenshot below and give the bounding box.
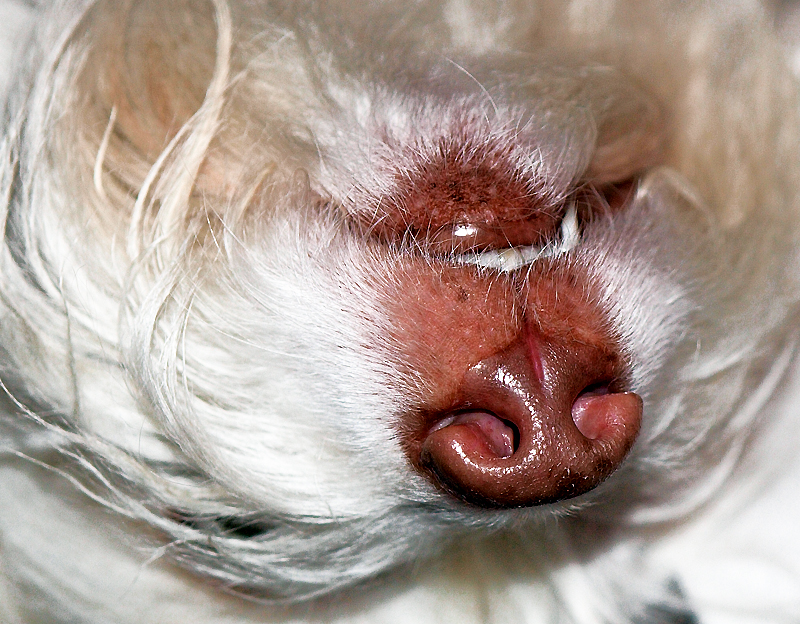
[83,0,217,161]
[58,0,252,253]
[56,0,224,220]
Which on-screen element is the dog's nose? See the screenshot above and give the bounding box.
[419,332,642,508]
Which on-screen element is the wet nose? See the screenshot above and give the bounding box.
[419,335,642,508]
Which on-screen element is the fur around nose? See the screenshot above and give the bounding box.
[370,125,645,508]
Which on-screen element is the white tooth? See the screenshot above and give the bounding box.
[457,205,582,269]
[464,249,502,269]
[457,244,542,271]
[496,247,526,271]
[559,204,580,252]
[520,245,543,264]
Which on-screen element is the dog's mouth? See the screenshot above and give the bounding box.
[450,204,581,272]
[356,179,634,273]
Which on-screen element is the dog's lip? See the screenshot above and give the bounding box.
[425,219,551,256]
[450,205,581,272]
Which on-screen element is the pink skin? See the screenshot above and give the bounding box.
[380,242,643,508]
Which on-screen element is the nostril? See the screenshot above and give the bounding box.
[572,389,641,441]
[572,385,611,440]
[429,410,519,459]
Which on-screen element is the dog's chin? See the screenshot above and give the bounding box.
[1,0,800,621]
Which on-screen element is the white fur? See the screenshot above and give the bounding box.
[1,0,800,622]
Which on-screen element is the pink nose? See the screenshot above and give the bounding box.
[418,336,642,508]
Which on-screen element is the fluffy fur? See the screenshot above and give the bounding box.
[1,0,800,622]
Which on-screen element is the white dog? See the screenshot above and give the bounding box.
[1,1,800,622]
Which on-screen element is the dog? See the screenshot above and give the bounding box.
[1,0,800,622]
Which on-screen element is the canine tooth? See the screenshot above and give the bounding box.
[559,205,580,252]
[457,245,542,271]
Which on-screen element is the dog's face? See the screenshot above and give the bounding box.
[2,0,800,606]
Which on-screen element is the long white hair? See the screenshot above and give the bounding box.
[1,0,800,619]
